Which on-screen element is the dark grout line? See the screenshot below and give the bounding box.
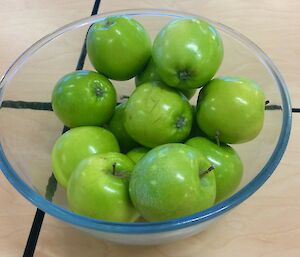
[1,101,52,111]
[22,1,102,256]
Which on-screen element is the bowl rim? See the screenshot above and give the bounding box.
[0,9,292,234]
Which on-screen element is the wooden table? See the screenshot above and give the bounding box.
[0,0,299,256]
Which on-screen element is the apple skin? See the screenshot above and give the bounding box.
[67,152,139,222]
[187,105,207,139]
[126,147,149,163]
[51,126,120,187]
[108,102,139,153]
[186,137,243,202]
[124,82,193,148]
[196,76,265,144]
[87,16,151,80]
[51,70,117,128]
[152,18,223,90]
[129,143,216,221]
[135,58,196,100]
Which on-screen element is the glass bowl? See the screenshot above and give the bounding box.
[0,9,292,245]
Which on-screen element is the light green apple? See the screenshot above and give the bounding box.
[129,143,216,221]
[87,16,151,80]
[152,18,223,90]
[135,58,196,99]
[124,81,193,148]
[126,147,149,163]
[67,152,139,222]
[196,76,265,144]
[187,105,207,139]
[108,102,139,153]
[51,126,120,187]
[51,70,117,128]
[186,137,243,202]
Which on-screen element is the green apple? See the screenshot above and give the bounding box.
[87,16,151,80]
[135,58,196,99]
[196,76,265,144]
[124,82,193,148]
[126,147,149,163]
[51,70,117,128]
[129,143,216,221]
[67,152,139,222]
[108,102,139,153]
[188,105,207,139]
[186,137,243,202]
[135,58,160,86]
[51,126,120,187]
[152,18,223,90]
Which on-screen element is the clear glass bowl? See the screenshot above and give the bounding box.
[0,9,292,245]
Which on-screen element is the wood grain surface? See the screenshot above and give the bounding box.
[0,0,300,256]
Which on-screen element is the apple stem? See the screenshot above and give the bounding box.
[120,95,130,101]
[215,130,220,147]
[111,162,130,178]
[112,162,117,176]
[199,165,215,177]
[104,19,115,28]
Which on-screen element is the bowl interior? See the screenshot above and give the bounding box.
[0,10,291,231]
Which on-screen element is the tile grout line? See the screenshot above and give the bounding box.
[22,0,102,256]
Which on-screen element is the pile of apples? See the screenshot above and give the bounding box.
[51,16,265,222]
